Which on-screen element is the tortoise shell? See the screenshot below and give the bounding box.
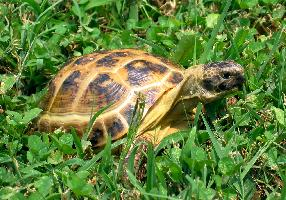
[38,49,185,146]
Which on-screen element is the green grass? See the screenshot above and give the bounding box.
[0,0,286,199]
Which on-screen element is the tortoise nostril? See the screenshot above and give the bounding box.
[223,72,231,79]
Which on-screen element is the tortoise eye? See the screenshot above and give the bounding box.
[223,72,231,79]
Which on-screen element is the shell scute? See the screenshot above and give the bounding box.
[96,51,133,68]
[76,73,127,112]
[62,70,81,90]
[124,60,168,86]
[139,87,162,108]
[96,55,118,67]
[120,104,135,124]
[74,55,95,65]
[167,71,184,84]
[50,70,81,113]
[40,81,56,111]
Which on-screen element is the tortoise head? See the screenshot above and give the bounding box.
[183,61,245,103]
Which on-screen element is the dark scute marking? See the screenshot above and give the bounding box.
[96,51,131,67]
[168,72,184,84]
[41,81,56,110]
[111,51,132,57]
[62,70,81,91]
[95,73,110,83]
[90,127,104,146]
[96,55,117,67]
[88,74,110,97]
[87,74,127,109]
[143,88,160,107]
[50,71,81,113]
[125,60,168,86]
[104,82,126,104]
[74,56,93,65]
[121,104,135,124]
[107,118,124,137]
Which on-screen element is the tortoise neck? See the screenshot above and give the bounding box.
[178,65,203,101]
[164,66,203,119]
[137,66,203,134]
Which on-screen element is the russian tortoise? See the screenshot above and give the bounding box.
[38,49,244,146]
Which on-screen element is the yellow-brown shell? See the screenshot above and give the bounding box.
[38,49,185,146]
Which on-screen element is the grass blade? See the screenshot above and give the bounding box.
[78,150,104,172]
[71,127,84,159]
[278,49,285,108]
[193,102,203,127]
[34,0,64,36]
[281,174,286,200]
[171,34,201,65]
[83,103,112,141]
[100,136,112,169]
[128,0,138,22]
[127,145,139,175]
[100,172,117,194]
[199,0,232,64]
[71,0,82,24]
[201,114,226,159]
[22,0,41,16]
[18,0,64,81]
[224,112,251,136]
[127,170,181,199]
[85,0,117,10]
[256,26,284,80]
[55,158,84,170]
[146,143,155,192]
[127,170,146,194]
[132,35,168,57]
[240,138,275,179]
[155,131,188,154]
[118,93,145,178]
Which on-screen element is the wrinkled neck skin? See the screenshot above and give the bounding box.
[137,65,205,134]
[177,65,223,104]
[177,66,203,102]
[166,66,205,120]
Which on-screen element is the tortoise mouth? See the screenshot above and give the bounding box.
[217,75,245,92]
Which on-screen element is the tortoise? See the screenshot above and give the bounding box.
[37,49,244,146]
